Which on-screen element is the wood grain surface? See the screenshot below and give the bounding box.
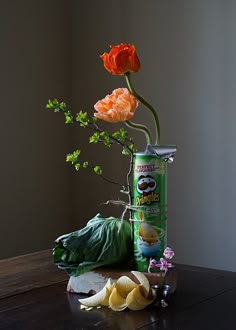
[0,250,67,299]
[0,250,236,329]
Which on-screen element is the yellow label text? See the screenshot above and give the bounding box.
[136,192,160,206]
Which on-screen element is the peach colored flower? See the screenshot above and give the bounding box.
[94,88,139,123]
[100,43,141,75]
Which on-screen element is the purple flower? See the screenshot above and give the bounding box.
[163,247,175,260]
[149,258,159,268]
[148,257,172,274]
[158,258,172,273]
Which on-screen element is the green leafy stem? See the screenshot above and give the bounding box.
[46,99,136,187]
[66,150,121,186]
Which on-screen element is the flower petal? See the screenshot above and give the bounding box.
[94,88,138,123]
[100,43,141,75]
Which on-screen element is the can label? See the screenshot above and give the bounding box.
[132,153,167,271]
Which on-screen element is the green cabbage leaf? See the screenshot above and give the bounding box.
[53,213,131,276]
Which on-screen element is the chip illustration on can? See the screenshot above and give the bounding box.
[132,152,168,271]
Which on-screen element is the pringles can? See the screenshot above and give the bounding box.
[131,145,176,272]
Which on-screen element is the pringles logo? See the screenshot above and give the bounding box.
[136,175,160,206]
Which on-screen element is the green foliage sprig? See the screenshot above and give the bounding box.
[46,98,136,185]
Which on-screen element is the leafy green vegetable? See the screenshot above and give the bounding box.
[53,214,131,276]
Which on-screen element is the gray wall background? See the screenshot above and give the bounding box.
[0,0,235,272]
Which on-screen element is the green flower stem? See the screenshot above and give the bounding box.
[125,72,160,145]
[125,120,152,145]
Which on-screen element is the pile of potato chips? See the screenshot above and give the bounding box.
[79,271,156,311]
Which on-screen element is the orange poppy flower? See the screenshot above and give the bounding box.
[94,88,139,123]
[100,43,141,75]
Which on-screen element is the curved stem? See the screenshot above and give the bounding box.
[125,72,160,145]
[100,174,121,186]
[125,120,152,145]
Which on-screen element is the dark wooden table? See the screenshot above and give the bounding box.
[0,250,236,330]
